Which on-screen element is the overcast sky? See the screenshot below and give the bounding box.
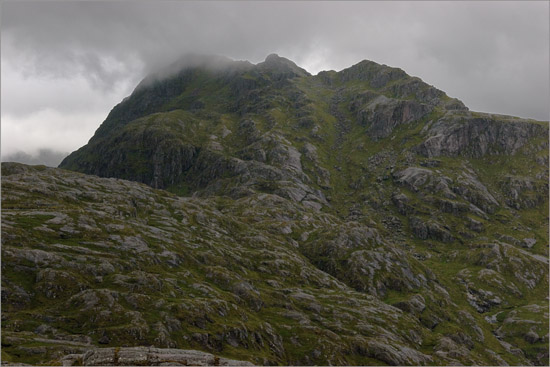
[2,1,549,166]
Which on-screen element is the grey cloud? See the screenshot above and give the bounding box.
[3,2,548,91]
[2,149,69,168]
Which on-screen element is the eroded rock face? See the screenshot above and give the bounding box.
[499,175,548,210]
[409,217,453,243]
[361,339,433,365]
[300,225,432,297]
[60,347,254,366]
[394,294,426,315]
[416,113,547,158]
[356,97,431,140]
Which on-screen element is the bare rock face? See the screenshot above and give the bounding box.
[300,225,431,297]
[394,294,426,315]
[409,217,453,243]
[61,123,199,190]
[367,342,433,365]
[453,170,499,213]
[416,112,547,158]
[60,347,253,366]
[356,96,431,140]
[499,175,548,210]
[393,167,436,191]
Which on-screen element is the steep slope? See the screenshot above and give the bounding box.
[60,54,467,199]
[2,54,548,365]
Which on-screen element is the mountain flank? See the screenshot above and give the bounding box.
[2,54,548,365]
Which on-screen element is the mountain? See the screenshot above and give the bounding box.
[2,54,548,365]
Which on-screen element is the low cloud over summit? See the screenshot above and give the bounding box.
[1,1,548,164]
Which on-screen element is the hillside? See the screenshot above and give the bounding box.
[2,54,549,365]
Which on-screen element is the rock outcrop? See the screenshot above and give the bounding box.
[60,347,253,366]
[416,112,547,158]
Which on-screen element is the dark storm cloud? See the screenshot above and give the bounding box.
[1,1,548,163]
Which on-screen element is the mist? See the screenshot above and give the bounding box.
[2,149,69,168]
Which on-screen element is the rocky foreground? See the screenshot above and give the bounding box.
[1,162,548,365]
[4,347,252,366]
[2,54,549,365]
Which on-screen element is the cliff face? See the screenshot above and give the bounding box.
[2,54,548,365]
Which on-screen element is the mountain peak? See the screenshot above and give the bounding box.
[264,53,283,62]
[339,59,408,88]
[257,53,310,78]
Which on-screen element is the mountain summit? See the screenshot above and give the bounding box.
[3,54,548,365]
[59,53,471,194]
[257,53,311,78]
